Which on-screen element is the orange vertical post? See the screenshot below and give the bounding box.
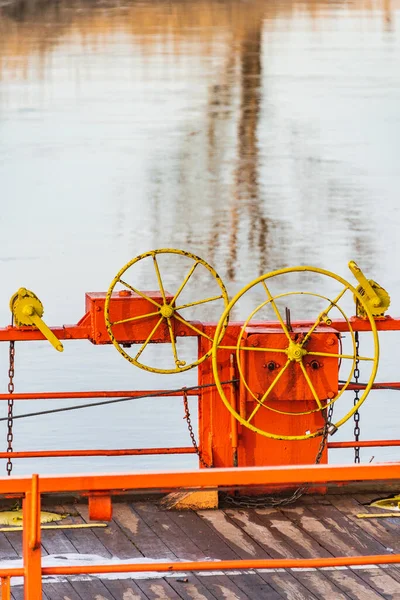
[1,577,11,600]
[23,475,42,599]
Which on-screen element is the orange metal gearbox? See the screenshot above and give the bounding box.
[198,325,339,471]
[85,292,197,344]
[243,327,339,403]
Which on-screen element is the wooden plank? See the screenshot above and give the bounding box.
[71,578,117,599]
[280,504,389,599]
[255,507,332,559]
[326,495,400,552]
[167,512,282,600]
[37,504,77,556]
[305,503,393,555]
[113,503,175,560]
[168,574,219,600]
[167,510,238,560]
[102,578,150,599]
[201,574,279,600]
[12,586,49,600]
[253,507,352,599]
[290,572,350,600]
[327,570,389,600]
[43,581,83,599]
[135,578,184,599]
[304,502,400,595]
[200,509,317,599]
[198,510,265,559]
[60,504,112,558]
[134,503,210,561]
[75,503,142,559]
[224,573,283,600]
[0,532,19,559]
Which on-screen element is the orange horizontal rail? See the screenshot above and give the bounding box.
[0,315,399,344]
[0,447,195,459]
[340,382,400,390]
[328,440,400,448]
[0,389,198,400]
[1,463,399,495]
[41,554,400,575]
[0,569,24,577]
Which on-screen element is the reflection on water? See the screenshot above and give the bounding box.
[0,0,400,473]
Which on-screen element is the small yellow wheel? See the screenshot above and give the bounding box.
[105,249,229,374]
[212,266,379,440]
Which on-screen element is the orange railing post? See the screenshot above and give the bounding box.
[23,474,42,599]
[1,577,11,600]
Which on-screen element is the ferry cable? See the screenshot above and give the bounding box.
[0,380,238,422]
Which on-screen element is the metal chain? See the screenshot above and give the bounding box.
[222,402,334,508]
[182,389,211,468]
[6,341,15,476]
[353,331,361,464]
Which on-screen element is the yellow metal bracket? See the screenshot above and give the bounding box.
[10,288,64,352]
[348,261,390,317]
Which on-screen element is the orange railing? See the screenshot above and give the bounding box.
[1,462,400,599]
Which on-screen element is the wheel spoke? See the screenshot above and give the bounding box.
[173,313,213,342]
[175,294,223,310]
[247,359,291,423]
[111,311,160,326]
[119,279,162,308]
[262,281,292,342]
[171,261,200,305]
[299,361,323,409]
[308,351,374,361]
[166,317,181,368]
[219,345,287,354]
[302,286,349,346]
[134,316,164,361]
[152,254,166,303]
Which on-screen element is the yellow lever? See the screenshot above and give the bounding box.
[10,288,64,352]
[348,261,381,308]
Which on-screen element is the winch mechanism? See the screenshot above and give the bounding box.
[7,250,390,467]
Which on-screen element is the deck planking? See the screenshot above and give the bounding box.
[0,493,398,599]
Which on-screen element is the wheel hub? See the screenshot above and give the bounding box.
[286,341,307,362]
[160,304,174,318]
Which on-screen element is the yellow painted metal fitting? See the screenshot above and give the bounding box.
[349,261,390,317]
[287,341,307,362]
[160,304,174,318]
[10,288,64,352]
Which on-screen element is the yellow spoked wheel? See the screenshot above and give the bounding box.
[105,249,229,374]
[212,266,379,440]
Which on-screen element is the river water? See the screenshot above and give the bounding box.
[0,0,399,475]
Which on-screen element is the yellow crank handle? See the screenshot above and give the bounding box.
[22,305,64,352]
[348,261,381,308]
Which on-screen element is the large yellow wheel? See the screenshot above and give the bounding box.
[105,249,229,374]
[212,266,379,440]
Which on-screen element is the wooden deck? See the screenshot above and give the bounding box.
[2,492,400,599]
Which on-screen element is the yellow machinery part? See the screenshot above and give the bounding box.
[370,495,400,511]
[348,261,390,317]
[212,265,379,441]
[105,249,229,374]
[10,288,64,352]
[0,509,67,526]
